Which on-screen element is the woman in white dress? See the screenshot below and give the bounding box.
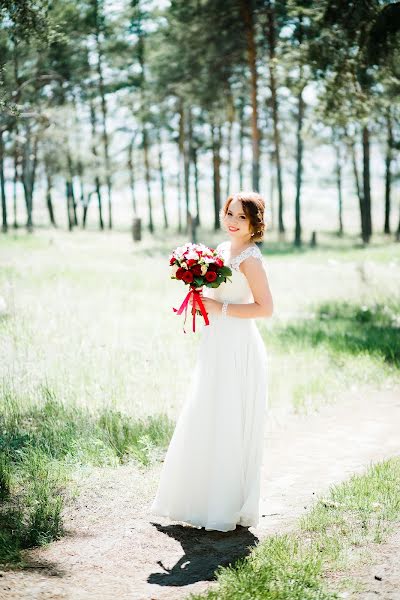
[150,191,274,532]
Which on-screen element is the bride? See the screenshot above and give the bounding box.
[150,191,274,532]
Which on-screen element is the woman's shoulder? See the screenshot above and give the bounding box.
[232,244,263,271]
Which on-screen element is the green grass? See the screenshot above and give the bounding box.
[189,457,400,600]
[261,296,400,413]
[272,299,400,368]
[0,383,174,565]
[275,298,400,369]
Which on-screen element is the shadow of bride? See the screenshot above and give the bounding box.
[148,521,258,587]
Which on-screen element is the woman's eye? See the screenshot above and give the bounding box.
[240,216,246,219]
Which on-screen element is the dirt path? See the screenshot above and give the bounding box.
[1,387,399,600]
[342,525,400,599]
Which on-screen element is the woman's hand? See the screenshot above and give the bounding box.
[198,296,222,315]
[190,293,221,315]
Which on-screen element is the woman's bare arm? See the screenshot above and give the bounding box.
[200,257,273,318]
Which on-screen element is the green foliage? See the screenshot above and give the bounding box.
[0,385,174,565]
[0,0,50,41]
[97,409,174,466]
[0,452,11,500]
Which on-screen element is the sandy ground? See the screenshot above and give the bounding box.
[343,527,400,599]
[322,524,400,600]
[1,387,399,600]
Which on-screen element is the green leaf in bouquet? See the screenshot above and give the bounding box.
[219,266,232,277]
[193,277,204,287]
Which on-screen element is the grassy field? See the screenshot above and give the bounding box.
[1,226,400,564]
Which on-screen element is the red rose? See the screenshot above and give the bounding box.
[207,263,217,272]
[182,271,194,284]
[192,264,203,276]
[205,271,217,282]
[187,259,197,267]
[169,256,176,265]
[176,267,186,280]
[215,258,223,267]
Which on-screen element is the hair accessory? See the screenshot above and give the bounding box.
[222,301,229,318]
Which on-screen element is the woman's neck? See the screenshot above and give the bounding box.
[229,238,255,253]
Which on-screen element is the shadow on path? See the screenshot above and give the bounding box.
[148,521,258,587]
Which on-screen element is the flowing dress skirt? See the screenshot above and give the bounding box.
[150,312,268,532]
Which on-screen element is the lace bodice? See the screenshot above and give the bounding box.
[228,243,263,272]
[203,241,263,305]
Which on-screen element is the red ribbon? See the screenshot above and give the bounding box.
[173,287,210,333]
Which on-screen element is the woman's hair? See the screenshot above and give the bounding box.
[220,191,266,242]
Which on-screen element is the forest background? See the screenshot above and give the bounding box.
[0,0,399,244]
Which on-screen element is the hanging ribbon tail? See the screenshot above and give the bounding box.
[173,287,209,333]
[194,290,210,327]
[173,288,193,334]
[192,290,196,332]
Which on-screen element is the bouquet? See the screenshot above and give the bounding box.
[170,242,232,333]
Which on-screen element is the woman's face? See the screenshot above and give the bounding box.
[222,198,252,243]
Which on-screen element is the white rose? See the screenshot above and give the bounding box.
[201,264,208,275]
[186,250,199,261]
[181,261,187,269]
[171,264,179,277]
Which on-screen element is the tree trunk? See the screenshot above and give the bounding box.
[192,146,200,226]
[362,125,372,243]
[45,162,57,227]
[0,130,7,233]
[21,124,38,233]
[211,121,222,230]
[294,82,304,247]
[176,142,182,233]
[184,107,191,232]
[346,132,365,239]
[269,150,275,230]
[67,151,78,226]
[83,191,94,229]
[157,127,168,229]
[241,0,260,191]
[94,0,112,229]
[66,180,74,231]
[238,97,245,190]
[128,135,137,217]
[384,111,393,234]
[397,206,400,241]
[225,90,234,198]
[294,16,305,248]
[72,94,86,222]
[265,0,284,233]
[12,39,21,229]
[13,127,20,229]
[89,96,104,230]
[335,140,343,236]
[142,126,153,233]
[178,100,190,231]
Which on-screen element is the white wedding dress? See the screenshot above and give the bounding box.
[149,241,269,531]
